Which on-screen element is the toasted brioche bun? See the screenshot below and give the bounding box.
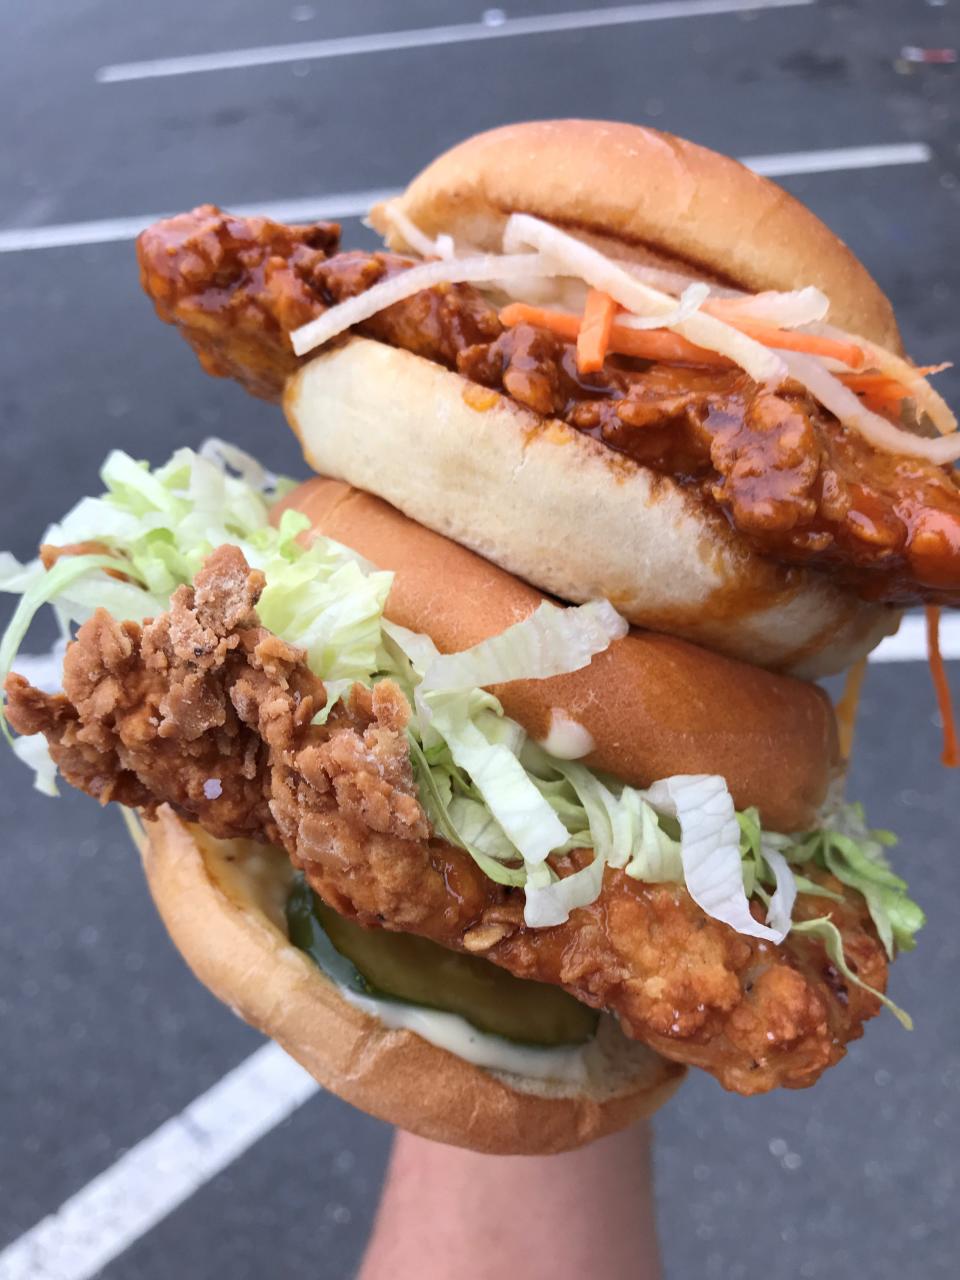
[370,119,902,351]
[286,120,903,676]
[284,338,899,678]
[133,806,683,1155]
[277,476,838,832]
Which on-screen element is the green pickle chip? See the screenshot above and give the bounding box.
[286,876,598,1048]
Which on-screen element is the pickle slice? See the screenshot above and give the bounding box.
[287,877,598,1047]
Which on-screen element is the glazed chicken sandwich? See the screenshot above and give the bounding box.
[3,121,955,1154]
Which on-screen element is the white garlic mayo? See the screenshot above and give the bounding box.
[336,980,593,1083]
[538,709,595,760]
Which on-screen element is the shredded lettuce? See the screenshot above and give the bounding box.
[791,917,913,1029]
[198,437,295,498]
[407,734,526,888]
[0,443,391,730]
[386,602,638,918]
[427,693,568,866]
[520,745,682,926]
[418,598,627,694]
[0,441,924,1024]
[0,552,154,742]
[256,528,392,685]
[785,804,925,960]
[644,774,789,943]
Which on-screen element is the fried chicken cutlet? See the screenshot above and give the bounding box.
[4,545,887,1095]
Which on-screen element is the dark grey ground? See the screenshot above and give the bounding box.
[1,1,958,1276]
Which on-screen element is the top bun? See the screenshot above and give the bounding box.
[372,119,902,352]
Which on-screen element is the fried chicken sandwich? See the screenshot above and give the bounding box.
[2,120,953,1155]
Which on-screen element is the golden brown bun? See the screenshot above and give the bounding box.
[133,806,683,1155]
[284,338,900,680]
[371,119,902,351]
[292,122,903,676]
[278,476,839,832]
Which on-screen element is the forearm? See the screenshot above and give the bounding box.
[358,1123,662,1280]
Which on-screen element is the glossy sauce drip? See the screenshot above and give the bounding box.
[458,330,960,605]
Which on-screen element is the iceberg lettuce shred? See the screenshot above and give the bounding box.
[0,443,923,1020]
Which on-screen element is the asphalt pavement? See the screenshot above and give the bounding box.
[1,2,958,1277]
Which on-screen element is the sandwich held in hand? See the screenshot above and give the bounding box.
[2,120,952,1154]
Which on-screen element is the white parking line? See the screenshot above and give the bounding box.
[0,144,933,255]
[871,614,960,663]
[0,189,398,254]
[0,1043,319,1280]
[743,142,932,176]
[95,0,815,83]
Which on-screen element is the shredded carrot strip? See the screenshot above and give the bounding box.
[843,378,908,417]
[861,393,908,417]
[499,303,733,367]
[835,656,869,761]
[926,606,959,768]
[841,373,905,394]
[500,303,580,340]
[576,290,617,374]
[840,364,953,416]
[500,303,945,393]
[841,365,951,398]
[608,326,732,366]
[607,325,733,366]
[706,312,866,368]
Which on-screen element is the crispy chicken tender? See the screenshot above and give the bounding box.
[4,546,887,1094]
[137,206,960,605]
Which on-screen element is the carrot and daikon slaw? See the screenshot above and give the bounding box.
[291,207,958,464]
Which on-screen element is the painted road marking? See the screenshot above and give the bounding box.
[96,1,816,83]
[0,189,398,254]
[0,145,932,255]
[0,1043,319,1280]
[743,142,931,176]
[871,613,960,663]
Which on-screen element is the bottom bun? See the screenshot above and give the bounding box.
[131,805,684,1155]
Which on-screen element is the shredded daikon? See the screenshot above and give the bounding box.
[708,286,830,328]
[379,202,445,258]
[502,213,786,386]
[379,202,458,260]
[616,259,724,298]
[290,253,563,357]
[814,324,958,437]
[617,282,711,330]
[781,352,960,464]
[485,273,591,312]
